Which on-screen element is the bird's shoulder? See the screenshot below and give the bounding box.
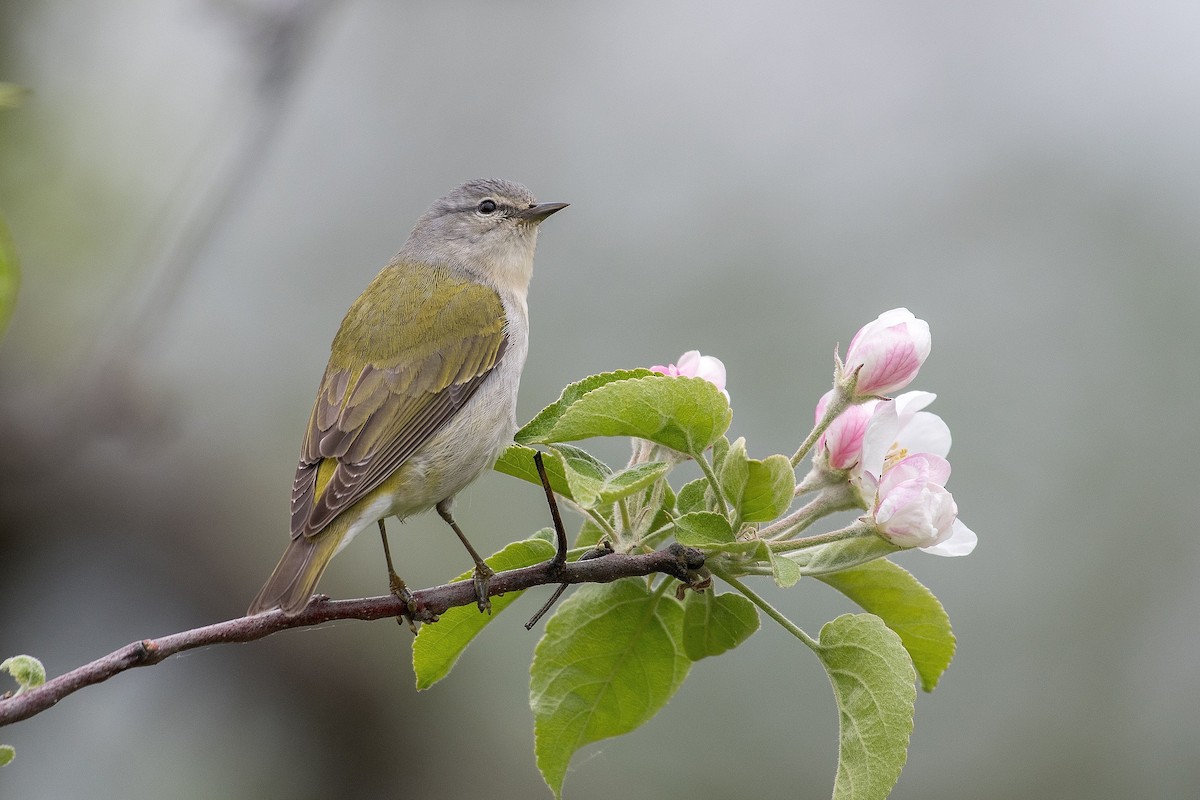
[328,260,506,370]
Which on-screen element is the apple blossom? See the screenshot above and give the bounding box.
[814,390,880,471]
[650,350,729,400]
[815,389,951,483]
[843,308,931,397]
[854,391,951,489]
[864,453,976,556]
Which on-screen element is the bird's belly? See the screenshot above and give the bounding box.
[332,374,518,554]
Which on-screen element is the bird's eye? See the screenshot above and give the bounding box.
[478,199,498,214]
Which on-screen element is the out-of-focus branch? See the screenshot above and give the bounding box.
[0,544,706,728]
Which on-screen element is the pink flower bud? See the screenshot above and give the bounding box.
[650,350,729,400]
[868,453,976,556]
[815,389,880,471]
[844,308,931,397]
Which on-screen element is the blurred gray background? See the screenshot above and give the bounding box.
[2,1,1198,798]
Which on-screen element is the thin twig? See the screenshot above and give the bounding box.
[533,451,568,569]
[0,545,706,728]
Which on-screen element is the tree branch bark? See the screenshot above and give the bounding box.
[0,544,706,728]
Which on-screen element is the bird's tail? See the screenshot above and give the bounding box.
[247,530,344,616]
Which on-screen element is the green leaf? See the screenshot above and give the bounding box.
[0,214,19,340]
[675,477,710,515]
[1,654,45,695]
[518,374,732,458]
[741,454,796,522]
[714,438,795,524]
[682,590,760,660]
[494,443,632,513]
[552,443,612,509]
[493,444,574,499]
[412,537,557,690]
[814,614,916,800]
[718,437,750,519]
[672,511,734,547]
[517,370,655,444]
[768,547,802,588]
[597,460,671,505]
[531,581,690,799]
[816,560,955,692]
[0,744,12,767]
[710,435,731,472]
[793,534,903,575]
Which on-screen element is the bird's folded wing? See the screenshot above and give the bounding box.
[290,265,508,539]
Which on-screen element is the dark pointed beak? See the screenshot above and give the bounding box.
[516,202,569,223]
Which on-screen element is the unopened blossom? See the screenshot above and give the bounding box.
[864,453,976,556]
[816,389,951,487]
[650,350,729,400]
[843,308,931,397]
[815,390,880,471]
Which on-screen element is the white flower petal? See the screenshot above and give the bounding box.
[921,519,977,556]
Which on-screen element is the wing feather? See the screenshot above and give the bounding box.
[289,262,508,539]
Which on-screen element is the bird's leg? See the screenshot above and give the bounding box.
[378,519,435,632]
[436,499,494,613]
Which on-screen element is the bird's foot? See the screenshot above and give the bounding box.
[472,563,496,614]
[390,575,438,633]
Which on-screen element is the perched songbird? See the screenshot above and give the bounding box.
[248,178,567,618]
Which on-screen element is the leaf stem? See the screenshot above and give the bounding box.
[696,454,729,517]
[767,524,870,553]
[716,570,818,650]
[759,484,861,541]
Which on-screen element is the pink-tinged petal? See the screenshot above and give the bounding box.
[821,400,878,470]
[880,453,951,493]
[694,355,727,393]
[814,388,834,426]
[873,479,958,548]
[649,351,729,400]
[921,519,977,556]
[844,308,931,396]
[675,350,702,377]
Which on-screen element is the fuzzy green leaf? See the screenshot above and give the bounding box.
[682,590,760,660]
[413,537,557,690]
[518,374,732,457]
[597,460,671,505]
[531,581,689,799]
[1,654,45,695]
[675,477,710,515]
[0,745,13,767]
[817,559,955,692]
[717,437,750,517]
[516,370,655,444]
[552,444,611,509]
[672,511,735,547]
[741,454,796,522]
[768,547,802,588]
[815,614,916,800]
[793,534,903,575]
[493,444,574,498]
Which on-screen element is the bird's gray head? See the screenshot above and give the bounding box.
[401,178,568,292]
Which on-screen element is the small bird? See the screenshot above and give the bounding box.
[248,178,567,619]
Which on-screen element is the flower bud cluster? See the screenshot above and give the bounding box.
[820,308,975,555]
